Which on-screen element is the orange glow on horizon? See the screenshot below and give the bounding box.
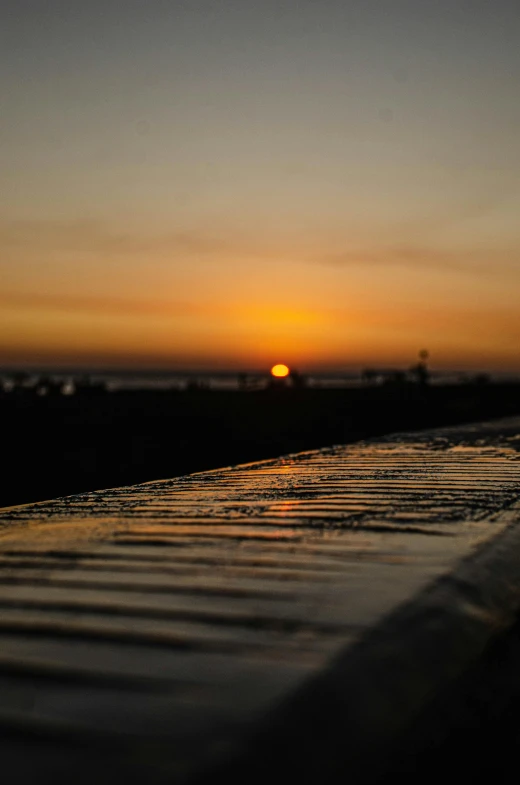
[3,276,520,373]
[271,364,290,378]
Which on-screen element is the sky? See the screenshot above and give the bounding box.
[1,0,520,372]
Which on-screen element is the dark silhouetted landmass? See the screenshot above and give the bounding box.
[2,381,520,509]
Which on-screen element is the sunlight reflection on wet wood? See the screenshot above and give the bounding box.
[0,418,520,782]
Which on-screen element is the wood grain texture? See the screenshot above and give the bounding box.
[1,418,520,783]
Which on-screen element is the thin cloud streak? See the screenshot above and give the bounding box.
[0,291,231,319]
[315,246,520,274]
[2,217,518,276]
[0,219,231,257]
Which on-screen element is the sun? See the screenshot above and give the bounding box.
[271,363,290,378]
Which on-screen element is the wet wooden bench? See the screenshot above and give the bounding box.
[1,418,520,784]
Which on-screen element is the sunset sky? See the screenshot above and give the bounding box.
[1,1,520,372]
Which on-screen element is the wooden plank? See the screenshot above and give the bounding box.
[1,418,520,783]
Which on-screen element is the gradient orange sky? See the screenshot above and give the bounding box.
[2,2,520,371]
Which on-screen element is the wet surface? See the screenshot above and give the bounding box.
[0,418,519,782]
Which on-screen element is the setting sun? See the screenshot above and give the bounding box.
[271,364,290,378]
